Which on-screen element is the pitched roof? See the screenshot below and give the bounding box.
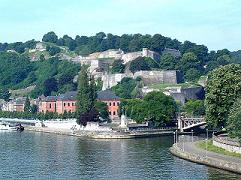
[44,96,58,102]
[57,91,77,101]
[97,89,120,101]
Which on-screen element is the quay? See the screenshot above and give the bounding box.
[25,126,175,139]
[170,141,241,174]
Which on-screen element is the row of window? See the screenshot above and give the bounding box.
[64,102,75,107]
[49,102,75,109]
[109,111,117,116]
[48,101,118,109]
[108,102,120,107]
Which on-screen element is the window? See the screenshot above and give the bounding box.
[117,102,120,106]
[49,104,51,108]
[109,102,112,106]
[113,102,115,106]
[113,111,116,115]
[64,103,66,107]
[109,111,111,115]
[72,103,75,106]
[68,103,70,106]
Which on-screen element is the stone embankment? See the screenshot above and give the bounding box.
[170,141,241,174]
[25,126,174,139]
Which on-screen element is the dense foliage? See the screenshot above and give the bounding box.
[227,98,241,139]
[1,32,241,84]
[129,57,151,73]
[0,52,80,98]
[205,64,241,129]
[121,92,177,127]
[111,60,125,73]
[112,77,137,99]
[183,100,205,117]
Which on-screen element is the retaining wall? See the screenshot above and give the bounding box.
[170,143,241,174]
[213,135,241,154]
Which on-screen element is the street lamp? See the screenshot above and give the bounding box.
[173,131,176,144]
[181,135,185,151]
[206,128,208,157]
[176,130,178,143]
[191,129,193,142]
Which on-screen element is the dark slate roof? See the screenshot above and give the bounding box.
[44,96,58,102]
[97,89,120,101]
[57,91,77,101]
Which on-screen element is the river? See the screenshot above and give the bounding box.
[0,131,240,180]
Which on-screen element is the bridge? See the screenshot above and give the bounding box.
[178,116,206,132]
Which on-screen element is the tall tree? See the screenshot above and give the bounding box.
[76,66,97,125]
[205,64,241,129]
[24,96,31,112]
[227,98,241,139]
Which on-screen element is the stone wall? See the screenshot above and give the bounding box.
[101,70,182,90]
[213,135,241,154]
[102,73,132,90]
[121,48,160,64]
[134,70,182,85]
[181,86,205,100]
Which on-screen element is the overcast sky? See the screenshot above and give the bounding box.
[1,0,241,51]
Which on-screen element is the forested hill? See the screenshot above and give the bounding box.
[0,32,240,100]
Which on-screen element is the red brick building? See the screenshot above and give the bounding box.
[39,90,120,119]
[97,90,120,119]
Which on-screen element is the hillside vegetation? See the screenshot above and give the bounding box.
[0,31,241,98]
[0,52,80,98]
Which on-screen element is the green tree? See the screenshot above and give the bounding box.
[0,88,11,101]
[43,78,58,96]
[95,101,109,120]
[227,98,241,139]
[183,100,205,117]
[24,96,31,112]
[129,57,151,73]
[205,64,241,129]
[112,77,137,99]
[159,54,177,70]
[46,45,61,56]
[111,60,125,73]
[42,31,58,43]
[184,68,201,82]
[121,92,177,127]
[31,104,38,114]
[76,66,96,125]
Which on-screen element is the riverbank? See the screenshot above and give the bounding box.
[25,126,175,139]
[170,141,241,174]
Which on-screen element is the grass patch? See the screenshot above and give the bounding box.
[196,140,241,158]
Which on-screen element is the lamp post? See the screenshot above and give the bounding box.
[176,130,178,143]
[206,128,208,157]
[191,129,193,142]
[173,131,176,145]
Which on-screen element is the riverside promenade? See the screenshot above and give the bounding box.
[170,141,241,174]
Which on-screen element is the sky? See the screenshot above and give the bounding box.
[0,0,241,51]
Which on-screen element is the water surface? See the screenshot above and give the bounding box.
[0,131,240,179]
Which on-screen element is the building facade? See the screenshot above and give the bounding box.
[39,90,120,119]
[97,90,120,119]
[1,97,26,112]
